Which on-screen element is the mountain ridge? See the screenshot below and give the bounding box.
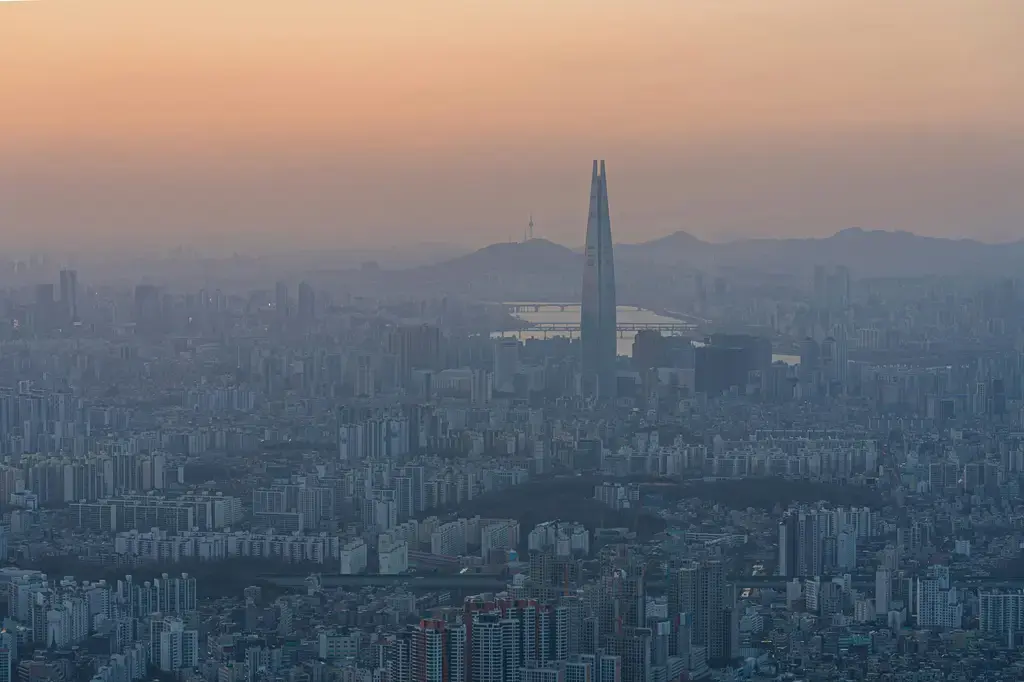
[621,227,1023,250]
[426,228,1024,285]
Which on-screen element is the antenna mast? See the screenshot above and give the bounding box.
[524,214,535,242]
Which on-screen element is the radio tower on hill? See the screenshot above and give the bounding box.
[523,214,535,243]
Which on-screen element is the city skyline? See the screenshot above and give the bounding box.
[3,2,1024,677]
[1,0,1022,251]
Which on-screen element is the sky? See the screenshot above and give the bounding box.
[1,0,1022,254]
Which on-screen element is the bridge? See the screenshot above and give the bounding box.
[504,302,646,315]
[510,322,696,337]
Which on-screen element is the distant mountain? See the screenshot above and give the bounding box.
[400,239,583,299]
[376,228,1024,302]
[619,228,1024,277]
[616,231,714,268]
[626,229,707,251]
[432,238,579,275]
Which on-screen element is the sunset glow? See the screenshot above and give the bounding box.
[1,0,1022,251]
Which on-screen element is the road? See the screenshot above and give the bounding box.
[262,573,1024,592]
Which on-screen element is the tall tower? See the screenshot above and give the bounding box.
[59,269,78,324]
[581,160,617,398]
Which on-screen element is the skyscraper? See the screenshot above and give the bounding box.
[493,337,520,394]
[669,560,728,661]
[274,281,289,320]
[581,160,617,399]
[297,281,315,322]
[410,619,465,682]
[59,268,78,324]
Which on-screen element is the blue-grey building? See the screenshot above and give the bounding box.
[581,160,617,399]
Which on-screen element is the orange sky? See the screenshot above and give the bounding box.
[1,0,1023,252]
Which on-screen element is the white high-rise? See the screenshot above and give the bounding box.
[979,591,1024,648]
[915,565,962,629]
[157,618,199,672]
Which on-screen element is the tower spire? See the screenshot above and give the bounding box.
[581,159,617,400]
[523,214,535,243]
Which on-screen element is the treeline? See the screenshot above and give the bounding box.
[660,478,884,510]
[444,477,668,549]
[20,556,317,598]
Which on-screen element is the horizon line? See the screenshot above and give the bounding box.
[2,226,1018,263]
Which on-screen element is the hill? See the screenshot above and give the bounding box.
[351,228,1024,301]
[618,228,1024,278]
[400,239,583,299]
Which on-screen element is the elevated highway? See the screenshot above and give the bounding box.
[261,572,1024,593]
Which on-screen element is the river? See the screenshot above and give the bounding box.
[495,303,799,365]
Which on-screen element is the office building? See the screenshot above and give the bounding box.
[274,281,289,320]
[494,338,520,394]
[59,269,78,324]
[297,281,315,322]
[388,324,443,388]
[134,285,162,330]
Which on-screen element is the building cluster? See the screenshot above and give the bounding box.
[7,163,1024,682]
[0,568,199,682]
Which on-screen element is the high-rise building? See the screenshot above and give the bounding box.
[354,354,375,398]
[297,281,315,322]
[979,591,1024,648]
[410,619,465,682]
[566,653,621,682]
[0,631,13,682]
[581,160,617,399]
[694,338,764,395]
[669,560,728,661]
[154,572,197,614]
[602,628,651,682]
[494,338,520,394]
[274,282,290,320]
[157,618,199,672]
[594,571,645,637]
[34,283,54,332]
[59,269,78,324]
[778,508,832,578]
[520,663,565,682]
[875,568,891,617]
[134,285,162,330]
[915,564,962,629]
[463,598,570,674]
[388,324,443,388]
[797,337,821,395]
[469,612,519,682]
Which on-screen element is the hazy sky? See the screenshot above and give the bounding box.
[2,0,1023,254]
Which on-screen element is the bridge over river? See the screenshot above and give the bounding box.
[509,321,695,337]
[497,302,700,337]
